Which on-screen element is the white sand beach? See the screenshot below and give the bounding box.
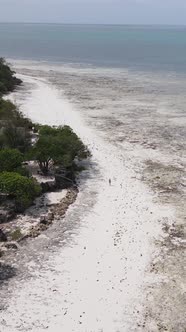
[0,66,185,332]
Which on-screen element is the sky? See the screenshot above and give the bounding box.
[0,0,186,25]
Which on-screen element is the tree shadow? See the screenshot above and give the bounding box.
[0,262,16,286]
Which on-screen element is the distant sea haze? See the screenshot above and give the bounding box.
[0,23,186,73]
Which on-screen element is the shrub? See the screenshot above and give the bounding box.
[0,99,16,120]
[10,228,23,241]
[0,58,22,95]
[0,99,32,128]
[0,172,41,211]
[31,125,90,174]
[2,125,31,152]
[0,149,23,172]
[15,166,29,177]
[0,99,33,152]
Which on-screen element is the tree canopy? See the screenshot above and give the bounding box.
[0,149,23,172]
[0,58,40,212]
[32,125,89,174]
[0,58,22,95]
[0,172,41,211]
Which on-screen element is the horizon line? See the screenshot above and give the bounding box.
[0,21,185,27]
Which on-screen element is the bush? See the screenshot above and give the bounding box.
[31,125,90,174]
[0,58,22,95]
[0,99,33,152]
[0,99,16,120]
[0,172,41,211]
[2,125,31,152]
[10,228,23,241]
[0,99,32,128]
[15,166,29,177]
[0,149,23,172]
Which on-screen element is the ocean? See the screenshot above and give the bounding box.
[0,23,186,72]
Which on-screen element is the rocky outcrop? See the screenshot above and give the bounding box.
[25,187,78,240]
[4,242,18,250]
[54,187,78,217]
[0,172,75,226]
[0,186,79,258]
[0,229,7,242]
[0,207,16,224]
[40,181,56,193]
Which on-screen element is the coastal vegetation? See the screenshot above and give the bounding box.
[0,99,32,152]
[0,58,89,219]
[0,149,23,172]
[0,172,41,212]
[0,59,39,212]
[31,125,89,175]
[0,57,22,95]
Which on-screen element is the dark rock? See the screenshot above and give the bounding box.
[27,224,41,237]
[0,209,15,223]
[0,210,7,224]
[39,224,47,231]
[47,212,54,221]
[41,181,56,193]
[8,209,16,220]
[0,194,7,205]
[0,229,7,242]
[0,202,16,223]
[29,228,41,238]
[40,182,49,193]
[40,216,47,225]
[4,242,18,250]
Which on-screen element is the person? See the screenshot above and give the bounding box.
[109,178,111,185]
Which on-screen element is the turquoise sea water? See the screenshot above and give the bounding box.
[0,23,186,72]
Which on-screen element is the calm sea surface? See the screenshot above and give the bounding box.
[0,23,186,72]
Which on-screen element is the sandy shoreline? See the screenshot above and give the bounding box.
[0,67,185,331]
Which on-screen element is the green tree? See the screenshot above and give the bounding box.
[0,149,23,172]
[31,135,55,174]
[0,99,33,152]
[0,172,41,211]
[31,125,89,174]
[3,125,31,152]
[0,58,22,95]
